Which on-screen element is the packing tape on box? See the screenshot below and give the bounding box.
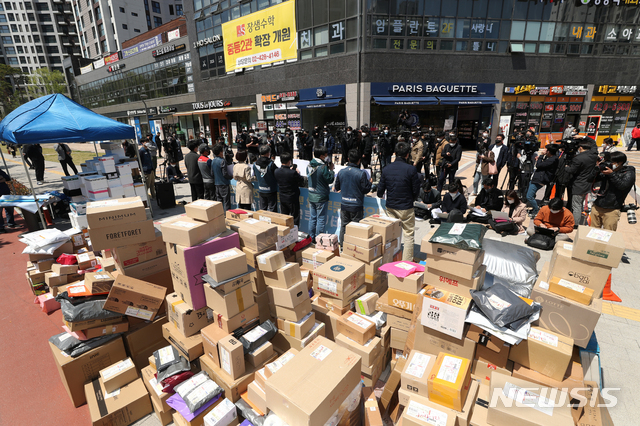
[171,299,185,313]
[217,313,223,328]
[357,300,365,315]
[290,323,296,336]
[236,288,245,312]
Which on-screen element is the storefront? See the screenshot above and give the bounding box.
[260,91,301,133]
[296,85,346,132]
[587,85,639,146]
[370,82,498,147]
[500,85,588,141]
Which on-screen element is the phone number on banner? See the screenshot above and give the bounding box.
[236,49,282,67]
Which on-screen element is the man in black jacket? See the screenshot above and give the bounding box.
[274,152,305,226]
[377,142,421,260]
[340,127,358,165]
[590,151,636,231]
[185,140,204,201]
[468,177,503,223]
[437,137,462,192]
[361,127,374,169]
[525,144,559,217]
[564,138,599,226]
[377,126,396,169]
[302,129,314,160]
[488,134,508,173]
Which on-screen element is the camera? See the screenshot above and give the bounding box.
[559,138,579,156]
[622,204,638,225]
[598,161,613,172]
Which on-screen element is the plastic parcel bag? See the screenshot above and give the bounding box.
[174,371,224,414]
[428,222,487,250]
[481,238,540,298]
[154,345,182,372]
[469,284,535,329]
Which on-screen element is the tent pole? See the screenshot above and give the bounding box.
[19,147,47,229]
[93,141,99,156]
[134,133,154,218]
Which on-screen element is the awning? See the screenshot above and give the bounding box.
[172,108,223,116]
[373,96,438,106]
[296,98,343,109]
[437,96,499,105]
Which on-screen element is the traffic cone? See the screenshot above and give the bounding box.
[549,184,556,199]
[602,273,622,302]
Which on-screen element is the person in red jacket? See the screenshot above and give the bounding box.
[628,123,640,151]
[525,197,574,243]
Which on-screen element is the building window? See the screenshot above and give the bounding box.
[27,12,33,20]
[24,2,31,10]
[169,4,173,15]
[3,2,10,10]
[131,12,137,16]
[134,28,140,33]
[19,56,25,63]
[176,4,182,16]
[0,14,5,22]
[46,45,58,53]
[7,57,18,64]
[98,22,104,36]
[4,46,14,53]
[9,22,14,30]
[12,34,18,42]
[146,14,151,28]
[153,16,161,27]
[44,35,55,42]
[119,6,124,12]
[94,6,101,20]
[0,24,7,32]
[35,45,42,52]
[7,12,12,20]
[94,41,98,53]
[35,3,48,11]
[101,39,106,52]
[89,12,92,22]
[29,23,35,31]
[122,23,127,29]
[38,13,51,22]
[33,34,39,42]
[16,45,22,53]
[91,26,95,38]
[151,1,160,13]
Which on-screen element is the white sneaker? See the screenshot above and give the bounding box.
[37,181,44,185]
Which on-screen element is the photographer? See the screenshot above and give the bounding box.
[590,151,636,231]
[377,126,396,169]
[526,144,559,217]
[563,137,599,226]
[437,136,462,192]
[275,152,305,226]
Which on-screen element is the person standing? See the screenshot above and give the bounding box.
[321,127,335,158]
[564,138,599,226]
[253,145,279,212]
[198,144,215,200]
[525,144,559,217]
[211,143,233,211]
[437,137,462,192]
[377,126,396,169]
[489,134,508,174]
[185,140,204,201]
[155,131,163,158]
[145,137,158,175]
[53,143,78,176]
[340,127,357,165]
[233,151,254,210]
[361,127,374,169]
[590,151,636,231]
[139,142,156,200]
[302,129,314,160]
[26,144,45,185]
[433,132,446,177]
[628,123,640,151]
[377,142,421,260]
[335,149,372,244]
[410,133,424,174]
[274,152,305,226]
[307,146,335,241]
[0,168,21,232]
[246,129,260,162]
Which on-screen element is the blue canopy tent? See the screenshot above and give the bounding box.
[0,94,146,229]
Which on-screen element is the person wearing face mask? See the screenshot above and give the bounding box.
[340,126,358,166]
[307,146,336,240]
[526,197,574,242]
[377,126,396,169]
[335,149,372,245]
[441,178,468,219]
[433,132,446,177]
[562,137,599,226]
[321,127,335,158]
[437,137,462,192]
[468,177,503,223]
[488,134,508,174]
[590,151,636,231]
[361,127,374,169]
[526,144,559,217]
[471,139,495,196]
[489,190,527,236]
[246,129,260,162]
[601,137,618,155]
[410,132,424,174]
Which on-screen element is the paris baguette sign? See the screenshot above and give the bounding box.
[372,82,495,97]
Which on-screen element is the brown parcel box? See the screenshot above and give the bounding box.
[428,251,485,281]
[572,226,625,269]
[85,377,152,426]
[360,216,402,243]
[402,399,456,426]
[247,341,274,368]
[388,273,425,294]
[161,217,213,247]
[86,197,147,229]
[390,327,409,350]
[487,372,575,426]
[467,324,511,368]
[201,322,230,368]
[532,263,602,349]
[89,219,156,251]
[399,380,479,426]
[343,233,382,249]
[548,277,595,306]
[103,275,167,321]
[400,350,437,398]
[343,242,382,263]
[345,221,374,239]
[267,280,309,308]
[52,263,78,275]
[84,272,115,294]
[263,348,299,379]
[209,303,260,334]
[337,311,377,345]
[77,252,98,270]
[277,312,316,339]
[316,284,367,310]
[508,326,574,382]
[271,298,313,322]
[423,265,486,299]
[50,337,127,407]
[511,360,586,396]
[111,228,166,269]
[363,387,383,426]
[313,257,365,299]
[421,228,484,265]
[387,287,427,312]
[469,382,491,426]
[205,248,248,284]
[185,199,224,222]
[162,322,204,361]
[265,337,362,426]
[141,365,172,413]
[471,359,512,386]
[254,210,295,227]
[413,324,476,361]
[99,357,138,393]
[263,263,303,289]
[204,281,253,318]
[355,292,379,316]
[271,322,326,353]
[236,219,278,252]
[166,292,214,337]
[549,243,611,297]
[247,380,268,414]
[218,334,246,380]
[122,315,168,372]
[301,248,336,270]
[334,333,382,366]
[256,250,286,272]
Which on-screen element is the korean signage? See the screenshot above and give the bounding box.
[221,1,297,72]
[122,34,162,59]
[104,52,120,65]
[159,106,177,113]
[504,85,588,96]
[153,43,186,57]
[80,64,93,74]
[93,58,105,69]
[595,85,639,95]
[168,28,180,41]
[371,82,495,97]
[191,100,231,110]
[107,63,125,72]
[262,91,299,103]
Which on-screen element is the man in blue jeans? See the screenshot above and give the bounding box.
[335,149,372,245]
[307,146,335,241]
[526,144,559,217]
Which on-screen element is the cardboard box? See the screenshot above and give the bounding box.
[388,314,411,332]
[343,233,381,249]
[150,395,173,426]
[337,311,376,345]
[254,290,271,324]
[427,352,472,411]
[254,210,294,227]
[206,248,248,284]
[50,337,127,407]
[122,315,168,372]
[263,349,299,379]
[35,258,55,272]
[487,372,575,426]
[89,219,156,251]
[218,334,246,380]
[471,359,512,386]
[166,292,214,337]
[77,252,98,270]
[315,284,366,310]
[343,242,382,263]
[166,231,240,310]
[104,275,167,320]
[51,263,78,275]
[141,365,172,413]
[508,326,573,381]
[380,357,406,410]
[162,322,204,361]
[267,280,309,308]
[272,298,312,322]
[99,357,138,393]
[345,221,374,238]
[355,292,379,316]
[247,341,274,368]
[226,210,253,221]
[252,270,267,294]
[313,257,365,299]
[335,333,382,366]
[271,321,326,353]
[532,263,602,349]
[162,217,215,247]
[277,312,316,339]
[388,273,424,294]
[399,379,479,426]
[402,399,456,426]
[205,282,253,318]
[185,199,224,222]
[549,243,611,297]
[256,250,286,272]
[548,276,595,306]
[467,324,511,368]
[116,255,170,282]
[85,377,152,426]
[209,303,260,334]
[388,287,427,312]
[572,226,625,268]
[401,350,437,397]
[391,327,409,350]
[172,400,221,426]
[242,245,274,269]
[301,248,336,270]
[64,316,125,332]
[264,337,361,426]
[201,322,230,368]
[428,251,485,281]
[84,271,115,294]
[421,286,471,340]
[511,360,585,396]
[86,197,146,229]
[112,229,166,268]
[360,216,402,243]
[413,325,477,362]
[263,263,302,289]
[362,387,383,426]
[75,321,129,340]
[247,381,268,414]
[202,398,239,426]
[99,256,117,273]
[421,228,483,265]
[45,272,68,287]
[423,265,486,299]
[205,271,253,296]
[236,219,278,251]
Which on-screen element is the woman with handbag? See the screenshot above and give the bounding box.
[489,190,527,236]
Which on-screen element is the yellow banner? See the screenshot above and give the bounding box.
[221,1,297,72]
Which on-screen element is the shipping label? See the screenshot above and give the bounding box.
[586,228,613,243]
[346,313,373,329]
[244,325,268,343]
[487,294,512,310]
[266,352,295,374]
[102,358,133,379]
[172,221,198,228]
[125,306,153,320]
[406,353,432,378]
[207,249,237,262]
[502,382,554,416]
[220,347,231,374]
[557,278,586,293]
[437,356,462,383]
[405,401,448,426]
[449,223,466,235]
[528,328,558,347]
[317,278,338,296]
[191,200,216,207]
[158,346,176,366]
[310,344,332,361]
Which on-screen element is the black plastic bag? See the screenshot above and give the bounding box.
[58,293,122,323]
[239,320,277,355]
[49,332,81,352]
[157,356,190,383]
[469,284,535,328]
[429,222,487,250]
[154,345,182,372]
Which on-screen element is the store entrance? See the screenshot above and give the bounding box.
[456,106,493,149]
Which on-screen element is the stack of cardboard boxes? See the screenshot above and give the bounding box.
[315,233,339,254]
[360,216,403,263]
[340,222,387,295]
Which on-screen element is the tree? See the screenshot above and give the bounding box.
[27,68,67,98]
[0,64,25,118]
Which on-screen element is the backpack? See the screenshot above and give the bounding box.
[526,232,556,251]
